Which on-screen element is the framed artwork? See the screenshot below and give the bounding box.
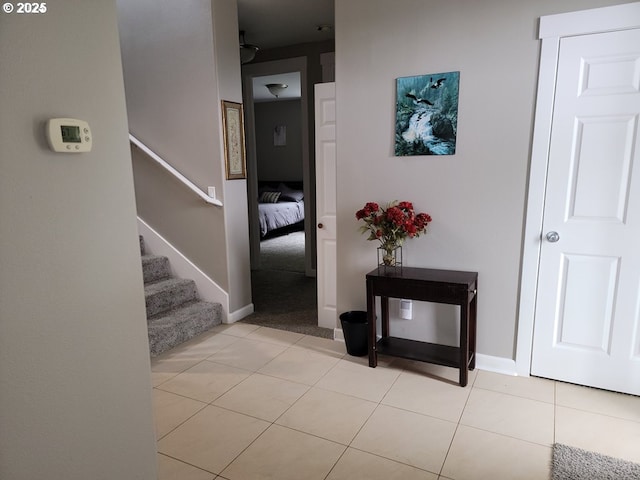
[273,125,286,146]
[222,100,247,179]
[395,71,460,156]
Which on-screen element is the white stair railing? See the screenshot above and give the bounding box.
[129,134,223,207]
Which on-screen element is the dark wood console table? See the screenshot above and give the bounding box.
[366,267,478,387]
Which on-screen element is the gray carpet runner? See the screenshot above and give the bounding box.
[140,236,222,356]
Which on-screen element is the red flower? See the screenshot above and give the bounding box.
[414,212,432,229]
[356,200,432,249]
[357,202,380,220]
[385,206,404,226]
[364,202,379,216]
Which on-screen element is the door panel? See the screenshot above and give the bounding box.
[531,28,640,395]
[555,254,618,353]
[568,116,635,222]
[315,83,337,329]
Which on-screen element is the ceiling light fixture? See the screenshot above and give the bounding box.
[239,30,259,64]
[265,83,288,98]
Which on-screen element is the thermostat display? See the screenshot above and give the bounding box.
[46,118,92,152]
[61,125,81,143]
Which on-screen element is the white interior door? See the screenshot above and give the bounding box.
[531,27,640,395]
[314,83,337,330]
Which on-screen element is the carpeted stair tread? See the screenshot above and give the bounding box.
[139,234,223,356]
[144,277,198,318]
[148,300,222,356]
[141,254,171,284]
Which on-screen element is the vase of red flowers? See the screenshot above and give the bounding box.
[356,201,432,272]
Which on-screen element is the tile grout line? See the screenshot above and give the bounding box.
[337,360,450,478]
[153,331,314,466]
[437,367,479,477]
[209,333,315,479]
[195,334,351,477]
[157,451,218,477]
[157,328,590,478]
[153,389,209,442]
[151,334,257,445]
[216,422,273,478]
[149,331,247,386]
[553,380,557,446]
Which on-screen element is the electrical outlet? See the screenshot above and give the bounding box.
[207,186,216,199]
[400,299,412,320]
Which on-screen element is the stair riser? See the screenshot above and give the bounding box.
[139,234,223,357]
[148,303,222,356]
[142,256,171,283]
[145,281,198,318]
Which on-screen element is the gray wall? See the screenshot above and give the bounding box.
[254,41,334,186]
[211,0,252,313]
[255,100,304,181]
[118,0,251,313]
[117,0,229,288]
[0,2,157,478]
[335,0,635,360]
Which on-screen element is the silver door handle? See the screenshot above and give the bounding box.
[546,231,560,242]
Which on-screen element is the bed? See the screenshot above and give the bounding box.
[258,182,305,237]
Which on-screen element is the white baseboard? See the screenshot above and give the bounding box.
[137,217,230,323]
[228,303,254,324]
[475,354,518,376]
[334,328,345,342]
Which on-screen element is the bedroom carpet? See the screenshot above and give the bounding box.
[240,231,333,339]
[258,230,306,273]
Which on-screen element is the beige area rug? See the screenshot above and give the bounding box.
[552,443,640,480]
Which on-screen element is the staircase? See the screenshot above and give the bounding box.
[140,236,222,356]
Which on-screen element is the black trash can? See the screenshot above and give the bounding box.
[340,311,368,356]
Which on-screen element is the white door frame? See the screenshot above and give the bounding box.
[241,57,314,276]
[515,2,640,376]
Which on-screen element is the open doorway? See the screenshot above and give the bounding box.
[241,58,313,275]
[240,58,330,338]
[250,71,306,272]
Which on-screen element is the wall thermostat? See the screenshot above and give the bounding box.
[46,118,92,153]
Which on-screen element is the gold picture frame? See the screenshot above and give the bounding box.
[221,100,247,180]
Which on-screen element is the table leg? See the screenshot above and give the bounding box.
[459,300,469,387]
[469,289,477,371]
[381,297,389,339]
[366,278,377,368]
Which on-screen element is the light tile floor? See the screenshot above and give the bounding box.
[152,324,640,480]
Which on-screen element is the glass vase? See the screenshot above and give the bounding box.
[377,245,402,274]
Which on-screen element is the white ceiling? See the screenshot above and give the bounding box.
[237,0,334,51]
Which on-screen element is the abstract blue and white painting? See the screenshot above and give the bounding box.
[395,71,459,156]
